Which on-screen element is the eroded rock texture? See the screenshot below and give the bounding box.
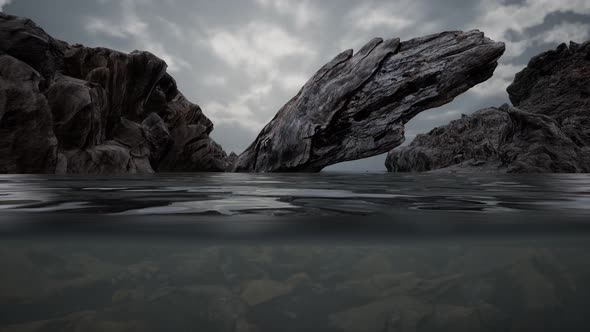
[0,13,228,174]
[234,30,505,172]
[507,41,590,147]
[386,107,509,172]
[386,41,590,173]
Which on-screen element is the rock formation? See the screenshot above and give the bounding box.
[386,41,590,173]
[234,30,505,172]
[386,106,509,172]
[0,13,229,174]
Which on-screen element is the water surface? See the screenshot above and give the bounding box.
[1,173,589,331]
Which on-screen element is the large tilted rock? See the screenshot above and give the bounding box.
[386,41,590,173]
[0,13,228,174]
[234,30,505,172]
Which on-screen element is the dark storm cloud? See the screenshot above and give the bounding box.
[3,0,590,171]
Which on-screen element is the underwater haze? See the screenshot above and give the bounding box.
[1,173,590,331]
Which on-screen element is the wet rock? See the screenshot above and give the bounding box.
[386,107,509,172]
[240,279,293,306]
[387,105,590,173]
[388,41,590,173]
[0,13,228,174]
[234,30,505,172]
[507,41,590,146]
[329,296,431,332]
[499,108,590,173]
[0,13,67,82]
[0,55,58,173]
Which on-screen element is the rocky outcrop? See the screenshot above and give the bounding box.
[386,107,509,172]
[0,13,228,174]
[507,41,590,147]
[234,30,505,172]
[388,105,590,173]
[387,41,590,173]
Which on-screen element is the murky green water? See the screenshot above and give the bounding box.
[1,173,590,331]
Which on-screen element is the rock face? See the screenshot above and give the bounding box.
[386,107,509,172]
[507,41,590,147]
[387,41,590,173]
[0,13,228,174]
[234,30,505,172]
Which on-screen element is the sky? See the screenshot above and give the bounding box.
[2,0,589,171]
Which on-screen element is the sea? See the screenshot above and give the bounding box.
[1,172,589,331]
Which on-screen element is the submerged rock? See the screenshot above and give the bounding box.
[234,30,505,172]
[387,41,590,173]
[0,13,228,174]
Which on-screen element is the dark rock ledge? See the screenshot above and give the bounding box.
[386,41,590,173]
[0,13,229,174]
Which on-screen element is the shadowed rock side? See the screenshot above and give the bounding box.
[387,41,590,173]
[386,107,509,172]
[234,30,505,172]
[0,13,228,174]
[387,105,590,173]
[507,41,590,147]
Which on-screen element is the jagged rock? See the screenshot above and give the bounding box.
[386,107,509,172]
[0,13,228,174]
[234,30,505,172]
[388,105,590,173]
[387,41,590,173]
[0,55,58,173]
[499,107,590,173]
[507,41,590,146]
[0,13,67,83]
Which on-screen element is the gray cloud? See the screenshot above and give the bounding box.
[3,0,590,172]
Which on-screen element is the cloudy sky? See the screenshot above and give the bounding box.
[2,0,589,171]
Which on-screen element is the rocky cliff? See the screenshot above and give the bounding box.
[234,31,505,172]
[0,13,229,174]
[387,41,590,173]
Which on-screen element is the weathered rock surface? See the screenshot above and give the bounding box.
[0,13,228,174]
[386,107,509,172]
[234,30,505,172]
[387,41,590,173]
[507,41,590,146]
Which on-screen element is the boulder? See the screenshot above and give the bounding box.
[387,41,590,173]
[0,13,229,174]
[0,55,58,173]
[234,30,505,172]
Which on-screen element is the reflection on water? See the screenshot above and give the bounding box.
[1,173,590,331]
[1,172,590,216]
